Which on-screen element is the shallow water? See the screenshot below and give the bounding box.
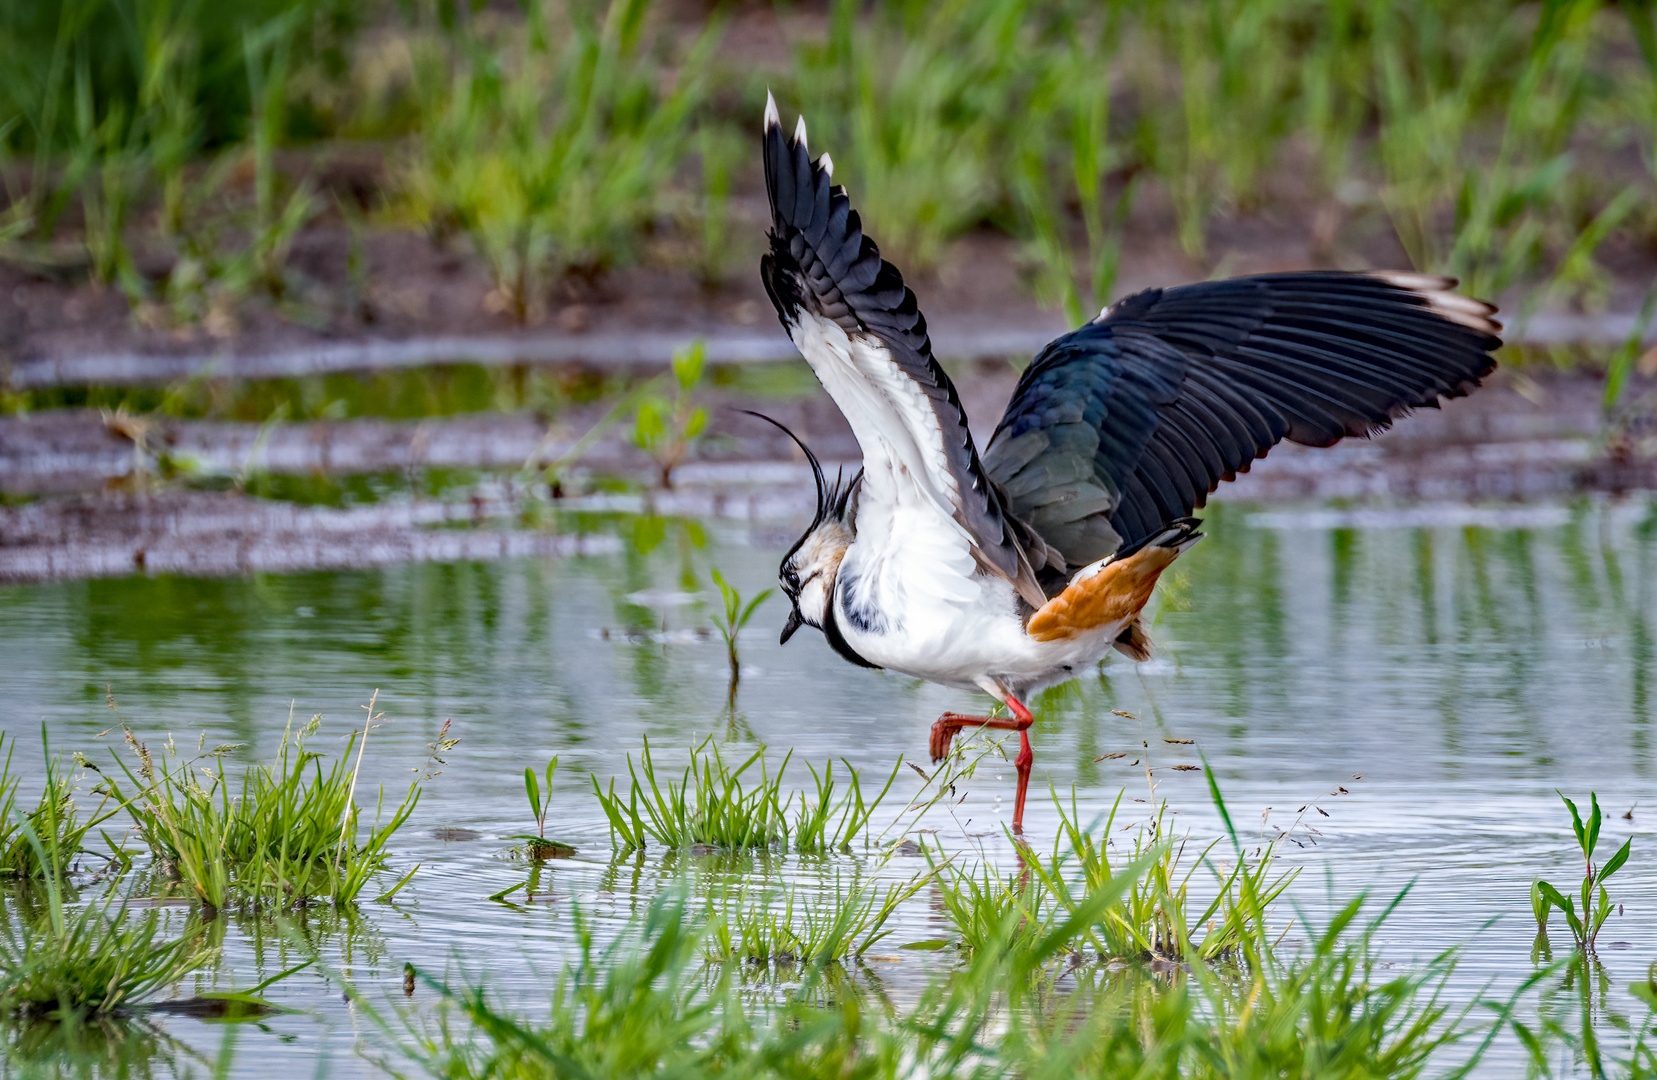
[3,495,1656,1076]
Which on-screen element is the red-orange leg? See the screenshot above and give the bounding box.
[928,695,1037,833]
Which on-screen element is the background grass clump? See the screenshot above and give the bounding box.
[400,0,720,322]
[0,0,1651,343]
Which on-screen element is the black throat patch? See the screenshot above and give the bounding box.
[821,592,880,669]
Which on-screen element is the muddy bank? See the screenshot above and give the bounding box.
[7,309,1654,391]
[0,490,618,583]
[3,155,1654,392]
[1,368,1650,495]
[2,368,1653,584]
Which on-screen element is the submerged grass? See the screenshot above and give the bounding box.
[630,340,710,489]
[0,829,211,1018]
[703,870,931,967]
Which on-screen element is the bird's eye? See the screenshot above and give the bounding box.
[782,566,800,591]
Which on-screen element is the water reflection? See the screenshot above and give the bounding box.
[1,496,1655,1077]
[2,499,1652,805]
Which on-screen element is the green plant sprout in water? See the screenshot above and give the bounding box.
[1533,791,1632,952]
[512,758,575,859]
[631,340,709,489]
[709,569,770,694]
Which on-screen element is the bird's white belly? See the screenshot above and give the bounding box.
[833,508,1123,694]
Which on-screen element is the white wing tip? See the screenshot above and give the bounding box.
[1370,271,1502,334]
[1069,556,1114,585]
[794,114,808,148]
[764,91,780,132]
[818,152,833,178]
[1091,299,1122,325]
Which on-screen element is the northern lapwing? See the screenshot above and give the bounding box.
[756,94,1500,833]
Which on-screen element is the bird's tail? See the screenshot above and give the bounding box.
[1106,518,1204,662]
[1113,516,1205,560]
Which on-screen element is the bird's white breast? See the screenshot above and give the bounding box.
[835,504,1125,695]
[784,308,1127,693]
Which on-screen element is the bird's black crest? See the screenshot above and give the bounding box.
[739,410,857,559]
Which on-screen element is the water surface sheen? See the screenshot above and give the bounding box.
[2,498,1655,1077]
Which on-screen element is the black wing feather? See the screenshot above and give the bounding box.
[760,101,1055,600]
[983,271,1501,563]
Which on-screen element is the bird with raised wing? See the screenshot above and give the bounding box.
[755,94,1501,833]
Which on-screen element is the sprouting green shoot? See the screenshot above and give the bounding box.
[1533,791,1632,951]
[709,570,771,689]
[509,758,574,858]
[524,758,557,839]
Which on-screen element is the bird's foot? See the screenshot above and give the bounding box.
[929,710,1033,763]
[929,713,982,763]
[928,697,1038,831]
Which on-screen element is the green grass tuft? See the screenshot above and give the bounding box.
[93,701,419,910]
[0,729,115,883]
[932,782,1295,964]
[591,737,897,854]
[592,736,790,851]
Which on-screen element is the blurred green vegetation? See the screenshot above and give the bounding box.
[400,0,722,319]
[0,0,1652,331]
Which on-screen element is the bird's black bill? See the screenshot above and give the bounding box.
[780,609,803,644]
